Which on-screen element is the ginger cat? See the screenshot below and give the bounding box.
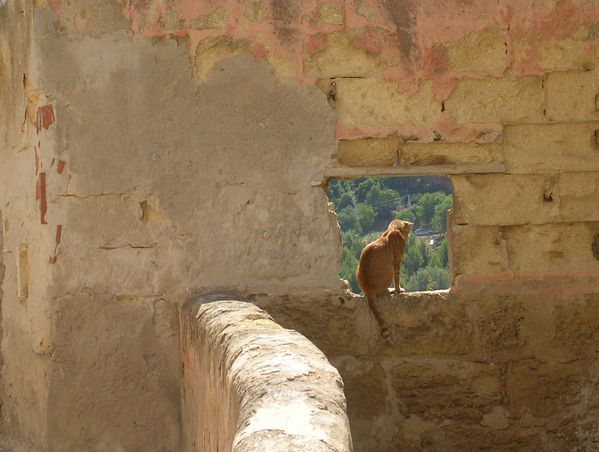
[356,220,412,341]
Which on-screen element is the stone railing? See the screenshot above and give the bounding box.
[180,298,353,452]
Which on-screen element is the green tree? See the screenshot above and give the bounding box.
[404,267,450,291]
[355,204,376,233]
[415,192,444,229]
[402,234,424,276]
[432,194,452,232]
[338,207,360,233]
[355,178,380,203]
[434,237,449,267]
[337,192,355,210]
[340,247,359,292]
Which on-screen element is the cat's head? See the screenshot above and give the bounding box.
[385,219,413,239]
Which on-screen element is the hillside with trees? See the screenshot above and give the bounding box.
[327,176,452,292]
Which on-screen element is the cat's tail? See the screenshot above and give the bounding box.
[364,291,393,344]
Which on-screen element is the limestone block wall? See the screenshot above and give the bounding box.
[256,290,599,451]
[180,299,352,452]
[1,0,599,451]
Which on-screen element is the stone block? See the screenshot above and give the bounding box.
[355,0,375,21]
[502,223,599,275]
[193,35,251,80]
[451,223,599,284]
[335,78,442,127]
[303,29,399,78]
[303,0,345,25]
[334,359,388,420]
[389,359,502,421]
[336,137,399,166]
[441,424,543,451]
[442,25,507,74]
[504,122,599,173]
[265,49,297,78]
[552,295,599,357]
[450,225,508,280]
[190,6,227,30]
[513,32,599,73]
[244,0,270,22]
[507,359,591,418]
[476,297,527,354]
[546,415,599,451]
[381,292,475,356]
[399,141,502,166]
[558,172,599,222]
[451,174,559,226]
[445,76,544,124]
[545,71,599,122]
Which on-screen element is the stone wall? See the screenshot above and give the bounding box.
[180,299,351,451]
[255,290,599,450]
[1,0,599,451]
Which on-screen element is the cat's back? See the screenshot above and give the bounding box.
[357,236,394,292]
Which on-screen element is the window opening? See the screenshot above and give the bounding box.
[327,176,452,292]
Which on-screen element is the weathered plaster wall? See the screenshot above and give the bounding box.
[0,1,55,448]
[2,0,599,451]
[180,299,352,451]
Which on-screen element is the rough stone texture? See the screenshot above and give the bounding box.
[558,172,599,222]
[303,29,399,78]
[545,71,599,122]
[504,122,599,173]
[399,142,503,166]
[336,138,399,167]
[507,358,592,418]
[255,291,599,451]
[194,35,252,80]
[335,78,442,127]
[445,76,545,124]
[180,299,352,452]
[441,25,507,74]
[451,174,560,226]
[451,222,599,287]
[512,29,599,74]
[389,359,502,421]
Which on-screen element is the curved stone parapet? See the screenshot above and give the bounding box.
[180,299,353,452]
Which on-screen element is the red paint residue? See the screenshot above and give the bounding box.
[49,224,62,264]
[36,105,55,133]
[352,29,383,56]
[34,143,40,176]
[306,35,326,55]
[422,46,449,76]
[47,0,60,12]
[57,160,66,174]
[251,42,268,59]
[39,172,48,225]
[432,76,459,102]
